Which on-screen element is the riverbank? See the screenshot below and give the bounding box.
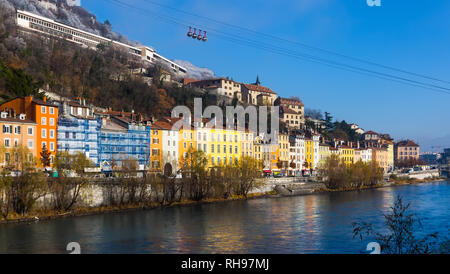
[1,178,446,225]
[0,191,275,224]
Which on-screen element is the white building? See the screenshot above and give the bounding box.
[162,129,179,174]
[16,10,186,74]
[289,135,305,176]
[312,134,320,171]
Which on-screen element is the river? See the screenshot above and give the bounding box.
[0,180,448,254]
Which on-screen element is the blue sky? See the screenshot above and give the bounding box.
[82,0,450,151]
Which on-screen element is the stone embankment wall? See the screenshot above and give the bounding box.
[398,170,440,180]
[34,177,322,208]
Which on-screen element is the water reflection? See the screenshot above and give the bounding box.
[0,181,448,254]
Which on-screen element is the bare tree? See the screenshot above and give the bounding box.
[353,196,441,254]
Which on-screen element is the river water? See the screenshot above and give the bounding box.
[0,180,448,254]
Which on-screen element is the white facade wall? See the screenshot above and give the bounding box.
[162,130,179,173]
[289,136,305,174]
[361,148,372,163]
[313,135,320,170]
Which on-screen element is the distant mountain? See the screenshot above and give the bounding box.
[0,0,216,80]
[416,134,450,153]
[173,60,215,80]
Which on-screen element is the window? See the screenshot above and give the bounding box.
[14,139,19,147]
[42,129,47,138]
[28,127,33,135]
[217,145,220,153]
[49,107,54,114]
[28,140,33,149]
[41,117,47,125]
[4,139,10,148]
[2,125,12,134]
[50,118,55,126]
[41,106,46,113]
[211,144,214,153]
[42,142,47,149]
[50,130,55,139]
[14,126,21,134]
[50,142,55,151]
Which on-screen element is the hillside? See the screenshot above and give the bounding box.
[0,0,220,118]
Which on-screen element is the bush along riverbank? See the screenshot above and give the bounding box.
[0,153,268,224]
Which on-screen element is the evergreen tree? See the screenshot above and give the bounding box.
[40,145,51,171]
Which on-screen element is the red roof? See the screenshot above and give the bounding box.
[396,140,419,147]
[281,107,299,115]
[243,84,276,94]
[279,97,304,107]
[365,130,378,135]
[183,78,199,85]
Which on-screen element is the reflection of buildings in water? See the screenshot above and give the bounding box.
[201,207,248,253]
[378,187,396,212]
[292,195,322,252]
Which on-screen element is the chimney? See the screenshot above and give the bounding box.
[43,96,47,102]
[357,141,360,149]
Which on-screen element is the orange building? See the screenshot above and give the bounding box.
[0,113,38,168]
[0,96,58,166]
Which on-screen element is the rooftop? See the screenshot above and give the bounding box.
[243,84,276,94]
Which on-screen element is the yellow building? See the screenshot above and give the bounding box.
[277,134,290,173]
[254,136,277,171]
[207,127,241,167]
[318,144,330,166]
[179,124,196,168]
[385,143,394,172]
[339,146,355,166]
[150,126,163,171]
[305,138,314,170]
[240,130,255,158]
[373,147,389,173]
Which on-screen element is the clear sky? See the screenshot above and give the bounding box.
[82,0,450,151]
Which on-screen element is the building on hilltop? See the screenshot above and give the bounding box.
[15,10,187,74]
[241,82,277,106]
[184,78,243,102]
[274,97,305,130]
[350,123,364,135]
